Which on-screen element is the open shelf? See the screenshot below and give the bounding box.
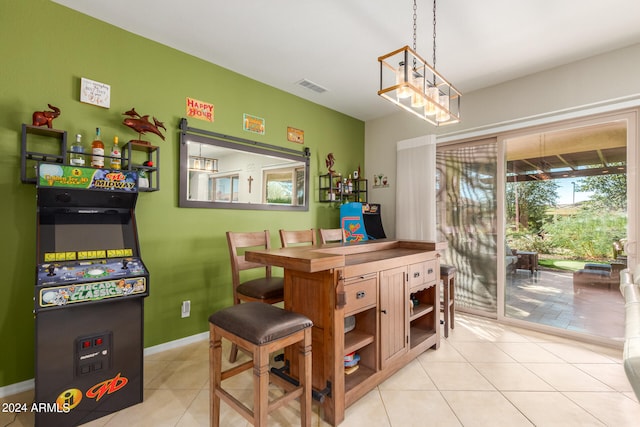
[344,364,375,393]
[409,324,436,349]
[409,302,434,322]
[344,330,375,355]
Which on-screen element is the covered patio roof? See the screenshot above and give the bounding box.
[506,121,627,182]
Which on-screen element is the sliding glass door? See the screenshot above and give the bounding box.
[500,113,635,342]
[436,110,637,344]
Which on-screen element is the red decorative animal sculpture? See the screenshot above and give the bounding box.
[122,108,165,142]
[32,104,61,128]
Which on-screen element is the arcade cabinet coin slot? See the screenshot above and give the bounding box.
[75,331,112,377]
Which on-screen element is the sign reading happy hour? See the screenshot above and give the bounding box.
[186,97,214,122]
[243,113,265,135]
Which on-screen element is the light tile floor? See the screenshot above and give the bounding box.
[506,268,625,341]
[2,313,639,426]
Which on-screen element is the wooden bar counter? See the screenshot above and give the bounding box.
[246,239,445,426]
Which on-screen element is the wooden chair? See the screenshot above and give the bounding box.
[209,302,312,427]
[319,228,344,244]
[226,230,284,362]
[279,229,317,248]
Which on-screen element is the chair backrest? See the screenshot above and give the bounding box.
[279,228,317,248]
[319,228,344,244]
[226,230,273,291]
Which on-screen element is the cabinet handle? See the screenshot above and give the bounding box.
[427,268,434,275]
[356,291,366,299]
[381,309,387,314]
[413,272,420,278]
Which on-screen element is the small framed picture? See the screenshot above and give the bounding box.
[80,77,111,108]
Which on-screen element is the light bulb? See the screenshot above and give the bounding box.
[436,94,451,122]
[411,74,426,108]
[425,86,439,116]
[396,62,411,99]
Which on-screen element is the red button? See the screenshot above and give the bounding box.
[82,340,91,348]
[94,338,103,346]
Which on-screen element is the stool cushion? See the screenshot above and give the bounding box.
[584,263,612,272]
[440,264,456,276]
[237,277,284,300]
[209,302,312,345]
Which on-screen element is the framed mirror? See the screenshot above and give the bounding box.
[179,120,310,211]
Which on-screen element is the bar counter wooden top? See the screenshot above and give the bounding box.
[246,238,446,273]
[246,238,445,426]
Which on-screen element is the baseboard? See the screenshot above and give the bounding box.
[143,331,208,356]
[0,331,209,398]
[0,378,34,399]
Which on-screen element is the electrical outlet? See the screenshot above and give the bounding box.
[181,300,191,318]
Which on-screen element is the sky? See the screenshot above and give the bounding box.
[555,177,594,205]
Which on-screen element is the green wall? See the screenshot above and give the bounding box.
[0,0,364,387]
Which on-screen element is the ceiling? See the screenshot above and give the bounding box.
[506,121,627,182]
[52,0,640,122]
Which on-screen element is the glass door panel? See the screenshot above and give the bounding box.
[436,140,498,315]
[503,118,629,342]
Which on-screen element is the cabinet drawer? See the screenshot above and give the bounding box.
[408,260,437,290]
[344,277,377,316]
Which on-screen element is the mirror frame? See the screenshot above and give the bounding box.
[179,119,310,211]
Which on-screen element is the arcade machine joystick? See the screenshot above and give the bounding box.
[33,163,149,427]
[46,264,56,276]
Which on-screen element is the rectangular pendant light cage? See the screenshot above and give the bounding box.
[378,45,461,126]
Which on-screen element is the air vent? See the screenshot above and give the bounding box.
[297,79,328,94]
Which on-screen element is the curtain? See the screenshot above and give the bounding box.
[395,135,437,241]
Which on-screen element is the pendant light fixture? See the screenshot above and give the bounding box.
[378,0,461,126]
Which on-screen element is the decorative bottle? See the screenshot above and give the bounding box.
[91,127,104,168]
[110,136,121,170]
[69,133,85,166]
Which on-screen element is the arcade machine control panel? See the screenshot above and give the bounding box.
[37,253,147,309]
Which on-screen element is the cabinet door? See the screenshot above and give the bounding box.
[379,266,407,367]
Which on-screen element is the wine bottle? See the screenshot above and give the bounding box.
[110,136,121,170]
[91,127,104,168]
[69,133,85,166]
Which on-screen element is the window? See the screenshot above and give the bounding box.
[214,174,239,202]
[263,165,305,205]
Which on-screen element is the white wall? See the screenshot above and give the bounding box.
[366,43,640,238]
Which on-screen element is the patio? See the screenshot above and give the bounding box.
[505,266,625,342]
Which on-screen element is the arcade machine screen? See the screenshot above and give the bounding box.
[34,164,149,427]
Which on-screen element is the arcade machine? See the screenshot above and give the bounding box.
[34,163,149,426]
[363,203,386,239]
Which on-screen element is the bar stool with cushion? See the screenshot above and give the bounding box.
[440,264,456,338]
[227,230,284,362]
[209,302,313,426]
[319,228,344,244]
[279,229,317,247]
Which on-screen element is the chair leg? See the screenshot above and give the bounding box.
[229,342,239,363]
[210,326,222,427]
[299,328,312,427]
[254,345,270,426]
[450,276,455,331]
[443,276,450,338]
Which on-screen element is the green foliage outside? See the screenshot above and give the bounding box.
[507,173,627,262]
[506,180,558,232]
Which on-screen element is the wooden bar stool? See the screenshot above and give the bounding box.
[279,228,317,247]
[319,228,345,244]
[209,302,313,427]
[441,264,456,338]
